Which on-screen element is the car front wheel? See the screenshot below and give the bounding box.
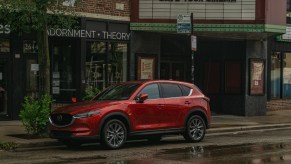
[101,119,127,149]
[183,115,206,142]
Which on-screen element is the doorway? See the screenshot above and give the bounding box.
[0,56,9,117]
[160,62,185,81]
[51,41,77,102]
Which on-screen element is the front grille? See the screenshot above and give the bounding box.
[50,113,74,127]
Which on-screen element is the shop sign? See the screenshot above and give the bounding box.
[139,0,255,20]
[47,28,131,41]
[0,25,10,34]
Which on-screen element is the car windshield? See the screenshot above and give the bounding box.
[94,83,140,100]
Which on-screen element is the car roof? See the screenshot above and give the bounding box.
[115,80,194,86]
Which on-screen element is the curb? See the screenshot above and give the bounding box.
[12,123,291,149]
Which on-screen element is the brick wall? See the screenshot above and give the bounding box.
[74,0,130,17]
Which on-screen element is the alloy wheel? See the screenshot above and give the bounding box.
[102,119,127,149]
[184,115,206,142]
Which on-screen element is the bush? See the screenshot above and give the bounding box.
[0,142,18,151]
[83,86,100,101]
[19,94,52,136]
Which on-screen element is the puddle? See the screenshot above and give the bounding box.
[153,143,291,163]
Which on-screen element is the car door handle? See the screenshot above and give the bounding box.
[185,101,191,104]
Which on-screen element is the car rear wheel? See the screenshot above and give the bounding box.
[101,119,127,149]
[183,115,206,142]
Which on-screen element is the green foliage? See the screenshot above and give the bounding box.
[83,86,100,101]
[19,94,52,136]
[0,142,18,151]
[0,0,79,33]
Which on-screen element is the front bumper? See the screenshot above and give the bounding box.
[49,114,101,140]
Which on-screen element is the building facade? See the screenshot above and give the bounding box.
[0,0,130,120]
[129,0,286,116]
[0,0,289,120]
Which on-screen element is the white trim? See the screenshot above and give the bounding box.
[76,12,130,22]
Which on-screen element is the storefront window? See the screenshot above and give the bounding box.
[271,52,281,98]
[86,41,106,90]
[283,53,291,98]
[86,42,127,92]
[108,43,127,84]
[0,39,10,53]
[26,60,39,98]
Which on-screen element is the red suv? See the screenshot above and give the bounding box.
[49,80,211,149]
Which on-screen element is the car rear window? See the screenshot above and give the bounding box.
[161,83,183,98]
[180,84,192,96]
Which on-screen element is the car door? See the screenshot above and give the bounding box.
[129,83,165,131]
[160,83,185,128]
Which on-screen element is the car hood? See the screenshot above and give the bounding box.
[51,100,126,115]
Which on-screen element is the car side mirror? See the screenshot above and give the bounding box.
[136,93,148,103]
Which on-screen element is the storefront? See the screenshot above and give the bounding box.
[0,25,39,120]
[0,25,11,119]
[270,28,291,99]
[0,19,130,120]
[48,19,130,103]
[130,0,286,116]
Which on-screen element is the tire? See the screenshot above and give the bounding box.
[183,115,206,142]
[60,139,82,148]
[101,119,127,149]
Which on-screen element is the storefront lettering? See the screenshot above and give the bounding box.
[102,31,131,40]
[0,25,10,34]
[159,0,236,2]
[47,28,130,40]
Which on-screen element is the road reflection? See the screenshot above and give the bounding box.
[76,143,291,164]
[154,143,291,163]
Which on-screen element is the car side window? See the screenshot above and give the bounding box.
[138,84,160,99]
[161,83,183,98]
[180,85,192,96]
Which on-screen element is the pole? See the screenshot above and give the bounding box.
[191,13,195,84]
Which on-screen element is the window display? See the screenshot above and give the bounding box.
[0,39,10,53]
[86,41,128,92]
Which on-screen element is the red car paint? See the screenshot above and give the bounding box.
[49,80,211,149]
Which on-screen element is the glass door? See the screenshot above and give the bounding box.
[271,52,281,98]
[51,43,76,102]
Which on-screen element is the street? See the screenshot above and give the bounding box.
[1,128,291,163]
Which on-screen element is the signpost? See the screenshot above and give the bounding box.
[177,13,196,84]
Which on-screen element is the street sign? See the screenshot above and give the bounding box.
[191,35,197,51]
[177,14,191,34]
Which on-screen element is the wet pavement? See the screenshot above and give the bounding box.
[2,128,291,164]
[94,143,291,164]
[153,143,291,164]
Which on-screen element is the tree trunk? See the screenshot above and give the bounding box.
[37,27,50,96]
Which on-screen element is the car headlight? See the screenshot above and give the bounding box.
[73,111,101,118]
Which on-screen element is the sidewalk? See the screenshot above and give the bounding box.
[1,110,291,148]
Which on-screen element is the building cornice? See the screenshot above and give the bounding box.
[130,23,286,34]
